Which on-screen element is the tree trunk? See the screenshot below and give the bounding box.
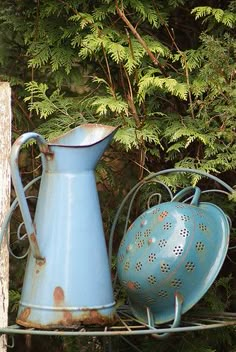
[0,82,11,351]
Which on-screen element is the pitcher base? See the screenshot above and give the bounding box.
[16,306,117,329]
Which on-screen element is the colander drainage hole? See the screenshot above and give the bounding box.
[158,290,168,298]
[179,228,190,237]
[118,254,124,263]
[137,239,145,248]
[173,245,183,255]
[185,261,195,271]
[163,222,172,230]
[161,263,170,272]
[146,297,156,304]
[148,275,157,285]
[135,261,143,271]
[159,239,167,248]
[175,204,185,209]
[181,215,190,221]
[196,242,205,251]
[135,231,142,240]
[159,211,169,220]
[124,261,130,271]
[148,253,157,262]
[171,279,182,288]
[144,229,151,237]
[199,223,207,231]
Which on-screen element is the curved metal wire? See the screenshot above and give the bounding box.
[6,335,14,349]
[0,310,236,336]
[0,176,41,256]
[7,196,38,260]
[123,179,173,238]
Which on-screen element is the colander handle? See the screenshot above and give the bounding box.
[172,186,201,206]
[149,292,184,339]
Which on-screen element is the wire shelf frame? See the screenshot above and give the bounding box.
[1,306,236,337]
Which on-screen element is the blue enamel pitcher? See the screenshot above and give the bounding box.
[10,124,118,329]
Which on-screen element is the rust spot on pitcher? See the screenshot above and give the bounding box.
[54,286,65,305]
[63,311,73,323]
[17,308,117,329]
[76,309,116,326]
[30,232,45,264]
[36,258,46,266]
[30,233,37,243]
[17,307,31,323]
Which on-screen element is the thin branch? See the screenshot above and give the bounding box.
[12,92,35,129]
[101,43,116,98]
[163,23,195,119]
[115,2,167,75]
[57,0,78,15]
[181,53,195,119]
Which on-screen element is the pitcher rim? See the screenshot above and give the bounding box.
[48,123,119,148]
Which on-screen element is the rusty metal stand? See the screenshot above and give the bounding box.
[2,307,236,336]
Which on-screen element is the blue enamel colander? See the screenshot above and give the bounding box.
[117,186,230,325]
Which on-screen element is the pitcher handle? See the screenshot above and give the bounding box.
[171,186,201,206]
[10,132,50,261]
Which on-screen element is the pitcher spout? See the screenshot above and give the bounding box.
[49,124,119,148]
[47,123,119,171]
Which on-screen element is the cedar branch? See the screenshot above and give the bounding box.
[116,3,166,75]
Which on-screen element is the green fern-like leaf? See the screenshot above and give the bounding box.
[93,3,116,21]
[107,41,126,63]
[78,32,102,58]
[174,49,204,72]
[191,78,208,97]
[124,39,145,75]
[126,0,160,28]
[50,46,75,74]
[28,42,51,68]
[114,127,139,151]
[25,82,65,118]
[138,74,188,102]
[91,95,128,115]
[191,6,216,19]
[9,289,21,313]
[137,120,162,147]
[69,12,94,29]
[24,81,82,122]
[191,6,236,27]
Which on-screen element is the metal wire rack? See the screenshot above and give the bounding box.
[1,306,236,337]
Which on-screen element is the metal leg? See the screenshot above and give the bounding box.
[6,335,14,349]
[149,292,184,339]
